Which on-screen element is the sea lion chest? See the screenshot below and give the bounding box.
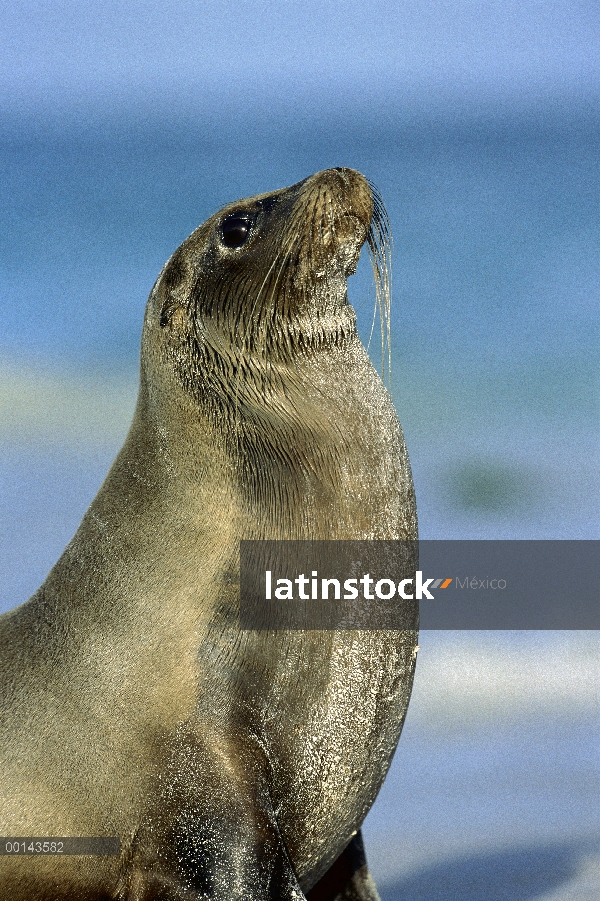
[195,342,417,887]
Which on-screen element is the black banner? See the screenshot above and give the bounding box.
[239,540,599,629]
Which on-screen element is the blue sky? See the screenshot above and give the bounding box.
[2,0,598,121]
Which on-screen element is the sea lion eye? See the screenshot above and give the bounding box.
[220,214,253,248]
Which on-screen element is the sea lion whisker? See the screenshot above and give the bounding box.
[231,220,304,428]
[307,189,323,279]
[273,223,304,341]
[247,213,303,344]
[247,244,285,337]
[364,186,392,383]
[266,233,301,346]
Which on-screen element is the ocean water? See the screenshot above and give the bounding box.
[2,115,598,580]
[1,112,599,898]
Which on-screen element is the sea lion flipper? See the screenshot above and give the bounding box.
[113,730,305,901]
[113,819,305,901]
[306,832,380,901]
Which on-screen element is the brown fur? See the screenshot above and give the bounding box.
[0,169,417,900]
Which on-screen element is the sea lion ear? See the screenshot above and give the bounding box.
[159,296,186,331]
[155,248,192,330]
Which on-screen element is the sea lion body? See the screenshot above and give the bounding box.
[0,169,418,900]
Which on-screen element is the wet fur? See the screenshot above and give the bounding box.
[0,169,417,900]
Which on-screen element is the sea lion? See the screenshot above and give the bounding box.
[0,168,418,901]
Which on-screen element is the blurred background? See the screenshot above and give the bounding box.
[1,2,598,898]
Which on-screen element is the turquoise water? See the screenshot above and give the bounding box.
[2,114,598,606]
[3,116,597,366]
[1,114,598,899]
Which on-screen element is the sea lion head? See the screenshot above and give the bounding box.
[141,168,391,413]
[130,168,403,539]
